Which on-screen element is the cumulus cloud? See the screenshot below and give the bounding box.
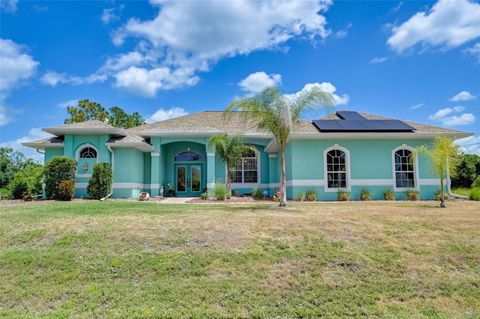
[0,39,39,126]
[0,128,52,162]
[464,43,480,62]
[456,135,480,155]
[450,90,477,102]
[429,106,475,126]
[286,82,349,106]
[40,71,106,86]
[145,107,188,123]
[238,72,282,94]
[101,5,124,24]
[369,56,389,64]
[387,0,480,53]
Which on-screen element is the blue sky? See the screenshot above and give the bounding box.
[1,0,479,160]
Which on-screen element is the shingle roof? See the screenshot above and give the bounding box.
[22,136,64,148]
[43,120,126,136]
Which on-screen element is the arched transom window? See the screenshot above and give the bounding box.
[326,149,347,189]
[394,149,415,188]
[79,147,97,159]
[231,149,258,183]
[174,150,203,161]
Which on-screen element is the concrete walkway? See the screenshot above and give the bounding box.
[160,197,195,204]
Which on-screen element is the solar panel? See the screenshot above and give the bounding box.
[313,112,416,132]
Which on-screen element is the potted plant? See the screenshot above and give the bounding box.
[359,188,372,201]
[305,189,317,201]
[295,191,305,202]
[337,189,349,201]
[405,189,420,201]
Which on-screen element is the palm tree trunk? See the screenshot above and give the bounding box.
[226,168,232,199]
[440,179,446,208]
[279,145,287,207]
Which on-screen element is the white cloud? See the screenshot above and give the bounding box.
[57,99,79,108]
[464,42,480,62]
[286,82,349,106]
[114,66,199,98]
[238,72,282,94]
[0,0,17,12]
[145,107,188,123]
[387,0,480,53]
[0,128,52,162]
[369,56,389,64]
[450,90,477,102]
[0,39,39,126]
[101,5,124,24]
[410,103,424,110]
[40,71,106,86]
[440,113,475,126]
[428,106,465,121]
[456,135,480,155]
[333,23,352,39]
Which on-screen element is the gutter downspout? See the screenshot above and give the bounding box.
[100,145,114,201]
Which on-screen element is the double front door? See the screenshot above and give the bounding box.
[175,164,202,196]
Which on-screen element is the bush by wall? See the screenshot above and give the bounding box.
[252,187,264,199]
[44,157,76,199]
[384,188,395,200]
[58,180,75,201]
[470,188,480,201]
[87,163,113,200]
[214,183,227,201]
[305,189,317,201]
[359,188,372,201]
[405,189,420,201]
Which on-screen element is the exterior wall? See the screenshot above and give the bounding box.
[44,148,64,163]
[111,148,145,198]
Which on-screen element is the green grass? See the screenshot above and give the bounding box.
[452,187,472,197]
[1,200,479,318]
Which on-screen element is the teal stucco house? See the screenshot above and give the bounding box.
[23,111,471,200]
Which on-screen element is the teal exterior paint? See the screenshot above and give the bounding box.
[44,148,64,163]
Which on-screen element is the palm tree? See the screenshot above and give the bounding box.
[208,134,256,198]
[416,135,461,208]
[225,86,335,207]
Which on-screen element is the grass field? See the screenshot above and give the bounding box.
[1,200,479,318]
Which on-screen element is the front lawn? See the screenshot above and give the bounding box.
[1,201,479,318]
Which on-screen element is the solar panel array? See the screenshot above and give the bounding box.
[313,112,416,132]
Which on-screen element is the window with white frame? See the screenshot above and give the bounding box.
[326,149,347,188]
[231,149,258,183]
[79,147,97,159]
[394,149,415,188]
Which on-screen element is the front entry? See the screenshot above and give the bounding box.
[175,164,202,196]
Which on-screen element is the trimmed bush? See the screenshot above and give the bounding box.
[295,191,305,202]
[405,189,419,201]
[337,189,349,201]
[384,188,395,201]
[87,163,113,200]
[214,183,227,201]
[470,187,480,201]
[305,189,317,201]
[44,157,76,199]
[252,187,264,200]
[359,188,372,201]
[58,180,75,201]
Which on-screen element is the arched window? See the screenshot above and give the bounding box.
[79,147,97,159]
[232,149,258,183]
[326,148,347,189]
[174,150,203,161]
[394,148,415,188]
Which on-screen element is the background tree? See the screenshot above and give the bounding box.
[9,163,43,199]
[0,147,36,188]
[416,136,461,208]
[451,154,480,188]
[225,86,334,207]
[64,99,145,128]
[208,134,255,198]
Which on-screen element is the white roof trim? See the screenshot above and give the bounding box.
[21,142,64,149]
[289,132,472,140]
[106,142,154,152]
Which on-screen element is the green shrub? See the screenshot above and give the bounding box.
[472,176,480,188]
[58,180,75,201]
[11,180,28,199]
[0,187,12,200]
[23,190,34,201]
[295,191,305,201]
[44,157,76,199]
[470,188,480,201]
[87,163,113,200]
[9,163,43,199]
[384,188,395,200]
[405,189,419,201]
[200,192,208,200]
[214,183,227,201]
[305,189,317,201]
[337,189,349,201]
[359,188,372,201]
[252,187,264,199]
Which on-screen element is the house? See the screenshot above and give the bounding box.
[23,111,471,200]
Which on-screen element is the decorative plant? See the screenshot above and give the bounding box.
[272,188,281,202]
[214,183,227,201]
[225,86,334,207]
[435,189,448,201]
[44,156,76,199]
[295,191,305,202]
[87,163,113,200]
[384,188,395,201]
[58,180,75,201]
[22,190,34,202]
[337,189,349,201]
[200,192,208,200]
[416,136,460,208]
[208,134,256,199]
[305,189,317,201]
[252,187,264,199]
[359,188,372,201]
[405,189,419,201]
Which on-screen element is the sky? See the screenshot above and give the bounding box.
[0,0,479,161]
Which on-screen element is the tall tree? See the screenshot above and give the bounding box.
[416,136,461,208]
[0,147,35,188]
[64,99,145,129]
[208,134,255,198]
[225,86,334,207]
[451,154,480,188]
